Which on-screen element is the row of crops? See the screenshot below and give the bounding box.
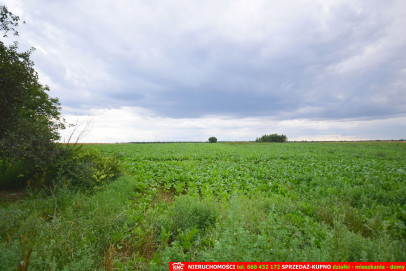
[92,142,406,267]
[2,142,403,270]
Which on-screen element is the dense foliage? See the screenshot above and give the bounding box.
[0,6,121,191]
[2,142,403,270]
[208,136,217,143]
[51,146,122,191]
[256,133,287,142]
[0,6,64,188]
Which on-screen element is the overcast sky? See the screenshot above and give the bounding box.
[3,0,406,142]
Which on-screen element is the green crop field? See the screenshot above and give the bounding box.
[1,142,406,270]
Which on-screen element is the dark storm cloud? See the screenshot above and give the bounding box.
[4,0,406,121]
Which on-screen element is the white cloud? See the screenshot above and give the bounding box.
[60,107,406,142]
[3,0,406,141]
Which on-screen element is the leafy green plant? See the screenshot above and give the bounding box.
[171,195,218,233]
[51,147,121,192]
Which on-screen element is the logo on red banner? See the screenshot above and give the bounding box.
[172,262,185,270]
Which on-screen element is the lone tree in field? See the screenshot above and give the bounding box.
[0,6,64,186]
[256,133,287,142]
[208,137,217,143]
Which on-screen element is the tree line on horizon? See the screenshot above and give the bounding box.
[206,134,287,143]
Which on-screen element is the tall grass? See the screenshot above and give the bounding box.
[0,176,137,271]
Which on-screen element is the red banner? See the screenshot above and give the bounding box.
[169,262,406,271]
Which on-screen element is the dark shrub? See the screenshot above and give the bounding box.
[256,133,287,142]
[51,147,121,192]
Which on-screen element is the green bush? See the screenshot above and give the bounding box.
[0,159,31,189]
[208,137,217,143]
[51,146,121,192]
[256,133,287,142]
[0,146,121,192]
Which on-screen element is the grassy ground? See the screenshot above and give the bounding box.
[0,142,405,270]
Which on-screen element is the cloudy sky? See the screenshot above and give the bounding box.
[3,0,406,142]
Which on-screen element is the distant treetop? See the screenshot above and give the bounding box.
[256,133,287,143]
